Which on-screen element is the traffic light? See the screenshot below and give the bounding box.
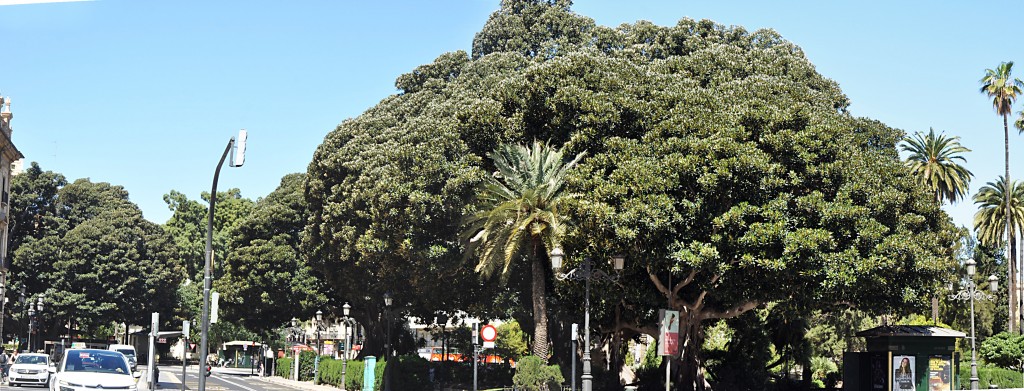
[205,365,212,377]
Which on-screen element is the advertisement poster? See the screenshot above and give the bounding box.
[893,355,916,391]
[928,355,952,391]
[657,309,679,356]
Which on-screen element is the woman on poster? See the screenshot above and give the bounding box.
[894,357,914,390]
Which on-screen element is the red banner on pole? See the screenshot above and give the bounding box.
[658,309,679,356]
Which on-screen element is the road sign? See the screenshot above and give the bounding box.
[481,325,497,342]
[190,343,197,350]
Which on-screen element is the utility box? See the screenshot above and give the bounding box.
[843,325,963,391]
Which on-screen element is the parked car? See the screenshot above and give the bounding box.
[48,349,140,391]
[8,352,50,387]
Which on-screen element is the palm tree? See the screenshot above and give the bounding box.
[901,128,973,203]
[900,128,973,322]
[980,62,1024,333]
[464,140,584,359]
[974,177,1024,332]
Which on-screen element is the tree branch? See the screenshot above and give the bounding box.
[647,265,672,299]
[703,300,761,320]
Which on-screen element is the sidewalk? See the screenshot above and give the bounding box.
[257,375,342,391]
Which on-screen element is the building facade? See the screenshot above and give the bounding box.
[0,95,26,345]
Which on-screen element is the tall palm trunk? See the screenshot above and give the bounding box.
[1005,113,1018,334]
[531,251,550,359]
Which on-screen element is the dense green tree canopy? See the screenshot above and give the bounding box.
[305,0,960,387]
[217,173,326,336]
[9,171,183,337]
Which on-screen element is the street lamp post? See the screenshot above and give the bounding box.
[25,294,43,353]
[550,248,624,391]
[314,310,323,385]
[383,292,393,391]
[340,303,356,391]
[949,258,998,390]
[27,299,34,352]
[198,130,246,391]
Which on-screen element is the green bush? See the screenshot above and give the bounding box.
[276,357,292,378]
[956,364,1024,389]
[513,356,564,391]
[388,355,431,389]
[317,357,366,390]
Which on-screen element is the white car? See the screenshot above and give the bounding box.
[8,352,50,387]
[48,349,140,391]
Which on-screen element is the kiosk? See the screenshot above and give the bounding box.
[843,325,963,391]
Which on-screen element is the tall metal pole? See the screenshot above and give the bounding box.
[341,322,350,391]
[582,259,593,391]
[199,138,234,391]
[970,280,979,390]
[571,323,577,391]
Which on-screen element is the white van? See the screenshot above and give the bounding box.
[107,344,138,371]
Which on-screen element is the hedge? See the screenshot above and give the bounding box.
[956,365,1024,389]
[274,355,514,390]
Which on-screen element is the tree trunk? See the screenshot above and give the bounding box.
[531,254,550,359]
[1005,113,1017,334]
[676,313,706,390]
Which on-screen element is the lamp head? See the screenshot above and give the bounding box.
[291,317,297,327]
[966,259,977,276]
[316,309,323,322]
[383,292,393,307]
[989,274,999,293]
[550,247,564,271]
[343,302,351,317]
[612,255,625,271]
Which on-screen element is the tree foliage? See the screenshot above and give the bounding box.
[900,128,973,204]
[217,173,326,336]
[9,169,182,337]
[303,0,962,387]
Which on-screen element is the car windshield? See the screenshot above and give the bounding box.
[15,355,47,365]
[65,351,128,374]
[115,349,135,359]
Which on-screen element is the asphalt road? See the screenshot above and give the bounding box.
[4,366,310,391]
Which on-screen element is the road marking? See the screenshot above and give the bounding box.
[211,375,260,391]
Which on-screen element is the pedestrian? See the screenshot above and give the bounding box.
[0,348,9,384]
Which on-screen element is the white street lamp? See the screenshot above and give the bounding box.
[950,258,998,390]
[199,129,247,391]
[340,302,356,391]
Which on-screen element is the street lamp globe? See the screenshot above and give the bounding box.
[316,309,323,323]
[36,295,43,311]
[550,247,564,270]
[383,292,392,307]
[989,275,999,292]
[291,317,297,328]
[966,259,976,276]
[343,302,351,317]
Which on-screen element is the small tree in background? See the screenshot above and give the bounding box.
[979,332,1024,371]
[496,320,530,362]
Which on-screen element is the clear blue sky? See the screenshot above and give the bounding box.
[0,1,1020,230]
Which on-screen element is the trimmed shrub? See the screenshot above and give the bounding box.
[276,357,292,378]
[513,356,564,391]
